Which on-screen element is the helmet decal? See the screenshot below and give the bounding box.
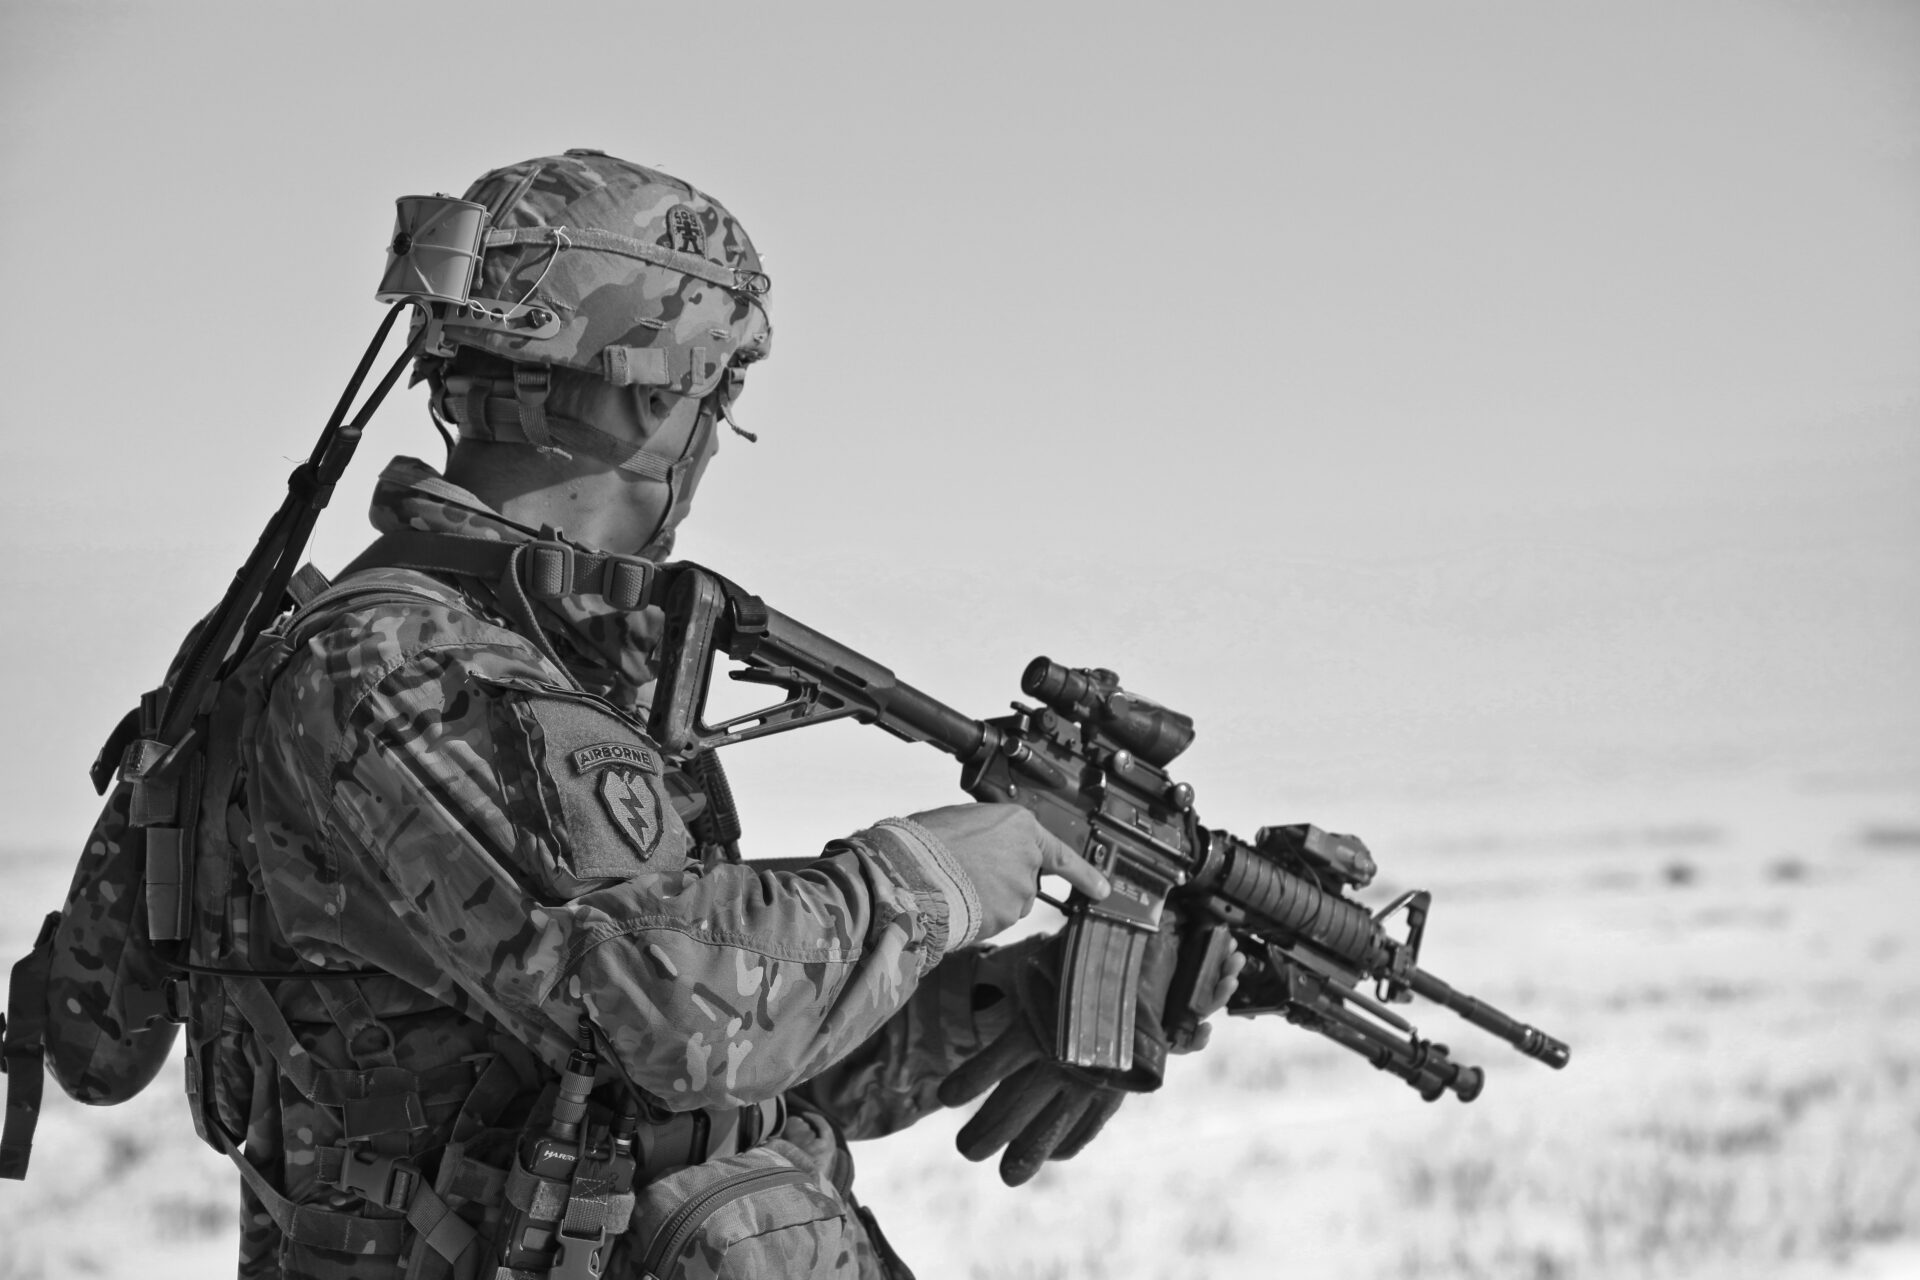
[667,206,706,257]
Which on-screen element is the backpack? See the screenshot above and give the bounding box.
[3,292,423,1179]
[0,569,340,1178]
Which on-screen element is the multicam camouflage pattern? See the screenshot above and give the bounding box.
[368,456,665,709]
[41,778,180,1104]
[41,607,240,1109]
[443,150,771,398]
[615,1110,904,1280]
[209,458,1005,1278]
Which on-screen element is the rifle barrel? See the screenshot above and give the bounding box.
[1408,969,1571,1069]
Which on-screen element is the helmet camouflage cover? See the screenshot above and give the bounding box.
[443,149,770,397]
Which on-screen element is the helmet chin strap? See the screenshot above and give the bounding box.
[441,372,676,474]
[434,361,743,558]
[715,366,757,443]
[635,398,721,559]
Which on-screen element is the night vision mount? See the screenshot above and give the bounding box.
[375,193,563,357]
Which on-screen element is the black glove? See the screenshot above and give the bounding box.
[938,912,1223,1186]
[936,932,1127,1186]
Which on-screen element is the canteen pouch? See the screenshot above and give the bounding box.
[41,777,183,1105]
[37,611,230,1110]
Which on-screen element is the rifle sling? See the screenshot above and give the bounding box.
[340,530,656,612]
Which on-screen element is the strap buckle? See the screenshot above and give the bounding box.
[522,539,575,600]
[337,1144,422,1213]
[551,1215,623,1280]
[121,975,191,1029]
[520,541,655,611]
[513,367,556,449]
[599,553,652,611]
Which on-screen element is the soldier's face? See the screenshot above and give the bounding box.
[632,391,723,557]
[524,376,731,557]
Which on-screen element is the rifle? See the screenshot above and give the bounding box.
[646,564,1570,1103]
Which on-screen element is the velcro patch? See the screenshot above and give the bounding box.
[572,742,660,775]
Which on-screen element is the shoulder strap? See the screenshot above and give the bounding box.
[335,532,660,683]
[85,563,335,799]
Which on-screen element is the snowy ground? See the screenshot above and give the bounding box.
[2,765,1917,1279]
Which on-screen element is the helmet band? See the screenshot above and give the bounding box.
[485,225,770,299]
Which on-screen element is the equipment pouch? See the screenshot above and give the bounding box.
[626,1140,861,1280]
[41,779,183,1105]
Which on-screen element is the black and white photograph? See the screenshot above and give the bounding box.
[1,3,1915,1277]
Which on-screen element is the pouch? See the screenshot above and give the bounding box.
[621,1139,862,1280]
[39,779,181,1106]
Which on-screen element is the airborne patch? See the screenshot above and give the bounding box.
[667,205,706,256]
[571,742,660,775]
[599,769,665,858]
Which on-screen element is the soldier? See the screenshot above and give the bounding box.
[132,150,1224,1280]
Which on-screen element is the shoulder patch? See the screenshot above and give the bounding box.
[599,768,665,858]
[515,690,688,881]
[572,741,660,775]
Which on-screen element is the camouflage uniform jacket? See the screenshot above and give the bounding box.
[225,457,1008,1278]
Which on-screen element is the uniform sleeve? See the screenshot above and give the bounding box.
[785,944,1016,1141]
[264,628,982,1113]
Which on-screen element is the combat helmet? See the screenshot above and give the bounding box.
[400,149,771,463]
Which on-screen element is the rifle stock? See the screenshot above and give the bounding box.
[647,564,1569,1102]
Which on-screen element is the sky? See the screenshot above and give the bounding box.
[0,0,1915,857]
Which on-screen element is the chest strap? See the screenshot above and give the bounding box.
[228,977,482,1135]
[211,1118,479,1272]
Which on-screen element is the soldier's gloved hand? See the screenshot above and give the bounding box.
[904,803,1110,942]
[936,932,1113,1187]
[936,922,1242,1187]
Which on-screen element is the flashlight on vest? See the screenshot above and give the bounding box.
[497,1026,602,1268]
[550,1031,599,1142]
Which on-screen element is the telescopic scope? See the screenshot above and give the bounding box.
[1022,657,1196,767]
